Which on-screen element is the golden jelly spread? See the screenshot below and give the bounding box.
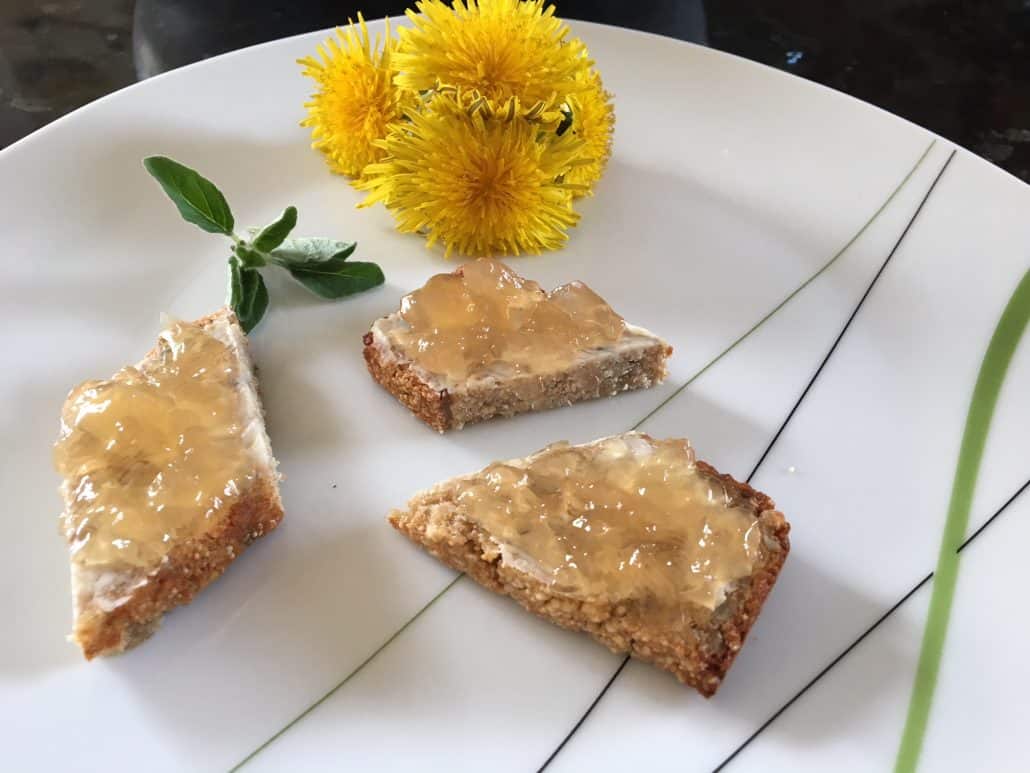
[392,259,627,381]
[54,320,251,570]
[454,434,762,622]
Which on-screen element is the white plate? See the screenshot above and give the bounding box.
[2,19,1029,773]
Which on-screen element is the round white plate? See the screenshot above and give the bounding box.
[2,19,1028,773]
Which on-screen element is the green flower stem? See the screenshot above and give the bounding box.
[895,269,1030,772]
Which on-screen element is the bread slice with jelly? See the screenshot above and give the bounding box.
[388,432,789,696]
[363,260,672,431]
[54,308,283,659]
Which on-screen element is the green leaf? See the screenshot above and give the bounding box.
[288,261,384,300]
[143,156,235,235]
[270,236,356,267]
[227,257,243,306]
[234,242,267,268]
[277,254,354,274]
[227,259,269,333]
[251,206,298,253]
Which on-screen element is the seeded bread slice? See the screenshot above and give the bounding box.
[388,436,790,696]
[363,314,672,432]
[62,309,284,659]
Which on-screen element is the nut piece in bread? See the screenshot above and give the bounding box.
[55,309,283,659]
[388,433,789,696]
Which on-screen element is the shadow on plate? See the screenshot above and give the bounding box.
[3,126,308,328]
[0,378,96,680]
[546,553,913,758]
[708,552,916,744]
[444,372,773,488]
[101,517,444,761]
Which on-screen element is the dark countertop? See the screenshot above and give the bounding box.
[2,0,1028,182]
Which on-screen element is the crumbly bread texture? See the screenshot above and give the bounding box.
[64,309,284,659]
[363,315,672,432]
[388,441,790,697]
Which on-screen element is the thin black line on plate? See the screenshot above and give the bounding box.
[712,474,1030,772]
[629,139,936,434]
[712,574,933,773]
[231,138,937,773]
[537,147,954,773]
[536,657,632,771]
[228,573,463,772]
[745,148,957,481]
[958,476,1030,551]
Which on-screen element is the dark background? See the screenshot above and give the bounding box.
[2,0,1028,181]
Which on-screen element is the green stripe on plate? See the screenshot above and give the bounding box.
[895,268,1030,772]
[630,140,936,433]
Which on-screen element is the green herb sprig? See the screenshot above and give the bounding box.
[143,156,384,332]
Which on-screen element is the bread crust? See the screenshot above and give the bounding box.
[363,329,672,432]
[388,453,789,696]
[72,474,283,658]
[363,331,454,432]
[64,309,284,659]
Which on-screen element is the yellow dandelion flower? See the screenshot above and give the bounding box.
[564,68,615,196]
[299,16,416,177]
[394,0,592,107]
[357,90,588,256]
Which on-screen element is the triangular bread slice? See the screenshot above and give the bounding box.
[363,262,672,431]
[56,309,283,658]
[389,432,790,696]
